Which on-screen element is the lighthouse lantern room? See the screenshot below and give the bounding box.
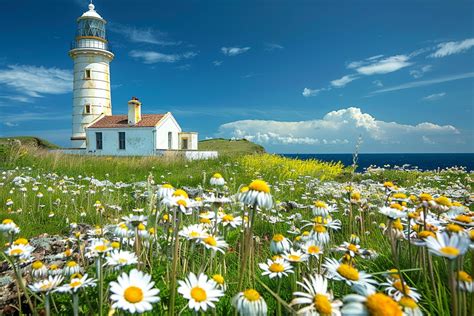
[69,2,114,148]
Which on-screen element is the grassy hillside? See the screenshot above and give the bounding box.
[199,138,265,155]
[0,136,60,149]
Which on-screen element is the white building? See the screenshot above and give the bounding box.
[68,3,209,158]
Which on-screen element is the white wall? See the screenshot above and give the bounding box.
[155,115,182,150]
[86,128,155,156]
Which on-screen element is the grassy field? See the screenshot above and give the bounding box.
[0,142,472,315]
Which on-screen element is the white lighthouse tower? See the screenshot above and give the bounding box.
[69,2,114,148]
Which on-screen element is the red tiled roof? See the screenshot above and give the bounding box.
[88,114,165,128]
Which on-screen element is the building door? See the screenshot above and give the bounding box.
[182,138,188,150]
[168,132,172,149]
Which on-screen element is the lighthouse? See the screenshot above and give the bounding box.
[69,2,114,148]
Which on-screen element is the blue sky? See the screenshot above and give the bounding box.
[0,0,473,153]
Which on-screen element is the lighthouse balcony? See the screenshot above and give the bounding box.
[70,40,112,52]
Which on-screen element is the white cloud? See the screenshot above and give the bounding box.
[218,107,460,150]
[213,60,223,66]
[331,75,358,88]
[430,38,474,58]
[409,65,432,78]
[221,47,251,56]
[264,43,284,51]
[372,80,383,87]
[422,92,446,101]
[0,95,34,103]
[4,122,18,127]
[354,55,412,75]
[0,65,72,99]
[372,72,474,94]
[109,24,181,46]
[302,88,321,97]
[129,50,197,64]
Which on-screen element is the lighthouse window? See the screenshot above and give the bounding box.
[85,69,91,79]
[96,132,103,150]
[118,132,126,150]
[85,104,91,114]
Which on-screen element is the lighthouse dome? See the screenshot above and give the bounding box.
[80,3,103,20]
[76,2,107,40]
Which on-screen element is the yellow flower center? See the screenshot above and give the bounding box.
[200,218,211,224]
[440,246,460,257]
[189,231,200,238]
[50,264,58,270]
[454,215,471,223]
[314,294,332,315]
[313,224,327,233]
[314,201,327,208]
[177,199,188,207]
[418,230,435,239]
[399,296,418,309]
[14,238,28,245]
[124,286,144,303]
[10,249,23,256]
[272,234,284,242]
[393,280,410,294]
[32,261,43,269]
[347,244,358,253]
[269,262,285,273]
[392,193,407,199]
[248,180,270,193]
[66,261,77,267]
[419,193,432,201]
[163,214,169,221]
[162,184,173,189]
[384,181,394,188]
[366,293,402,316]
[204,236,217,247]
[118,258,128,264]
[240,186,249,193]
[95,245,108,252]
[288,255,301,261]
[173,189,189,199]
[390,203,403,211]
[457,271,472,282]
[308,245,320,254]
[70,281,82,288]
[388,269,401,280]
[336,264,359,281]
[447,224,464,233]
[190,287,207,302]
[119,223,128,229]
[2,219,13,224]
[393,219,403,231]
[138,223,145,230]
[212,274,224,285]
[351,192,361,201]
[111,242,120,249]
[435,196,452,207]
[243,289,260,301]
[212,173,223,179]
[222,214,234,222]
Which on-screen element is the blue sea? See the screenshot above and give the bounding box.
[281,153,474,172]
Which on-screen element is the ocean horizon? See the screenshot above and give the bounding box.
[281,153,474,171]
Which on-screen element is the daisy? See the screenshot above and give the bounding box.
[57,274,96,293]
[239,180,273,209]
[109,269,160,314]
[291,274,342,315]
[232,289,268,316]
[310,224,331,244]
[179,224,208,241]
[0,219,20,234]
[218,213,243,229]
[200,234,228,253]
[259,258,294,279]
[424,231,469,259]
[382,278,421,302]
[301,240,324,258]
[106,250,138,268]
[334,241,362,258]
[341,288,403,316]
[457,271,473,292]
[323,258,377,293]
[114,222,132,238]
[157,183,175,200]
[5,244,34,260]
[48,263,63,276]
[29,275,64,294]
[270,234,292,254]
[211,274,226,291]
[31,260,48,279]
[86,238,112,258]
[379,204,407,219]
[283,249,309,264]
[311,201,335,217]
[210,173,226,186]
[178,272,224,312]
[399,296,423,316]
[122,214,148,227]
[63,261,81,277]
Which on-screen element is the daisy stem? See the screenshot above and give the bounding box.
[72,293,79,316]
[44,293,50,316]
[96,256,103,316]
[471,250,474,315]
[169,208,181,316]
[276,278,282,316]
[448,259,458,316]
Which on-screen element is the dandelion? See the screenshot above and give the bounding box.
[259,258,294,279]
[291,274,342,315]
[232,289,268,316]
[178,272,224,312]
[109,269,160,314]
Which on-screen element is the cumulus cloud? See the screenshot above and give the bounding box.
[218,107,460,151]
[0,65,72,99]
[351,55,412,75]
[129,50,197,64]
[221,47,251,56]
[302,88,322,97]
[331,75,358,88]
[109,23,181,46]
[422,92,446,101]
[430,38,474,58]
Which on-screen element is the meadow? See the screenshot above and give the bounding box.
[0,143,472,315]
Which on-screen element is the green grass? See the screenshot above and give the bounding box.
[198,138,265,155]
[0,136,61,149]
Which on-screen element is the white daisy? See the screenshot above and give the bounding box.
[341,287,403,316]
[157,184,175,200]
[239,180,273,209]
[179,224,208,241]
[379,205,407,220]
[259,258,294,279]
[57,274,96,293]
[382,278,421,302]
[210,173,226,186]
[30,260,48,279]
[218,213,243,229]
[63,261,81,277]
[323,258,377,293]
[291,274,342,315]
[109,269,160,314]
[301,240,324,258]
[5,244,34,260]
[270,234,292,254]
[232,289,268,316]
[106,250,138,268]
[200,234,228,254]
[457,271,473,293]
[424,231,469,259]
[29,275,64,294]
[311,201,336,217]
[283,249,309,264]
[178,272,224,312]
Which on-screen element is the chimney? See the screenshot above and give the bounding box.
[128,97,142,125]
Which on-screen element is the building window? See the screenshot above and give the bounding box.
[85,69,91,79]
[168,132,172,149]
[85,104,91,114]
[96,132,102,150]
[118,132,126,150]
[181,138,188,150]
